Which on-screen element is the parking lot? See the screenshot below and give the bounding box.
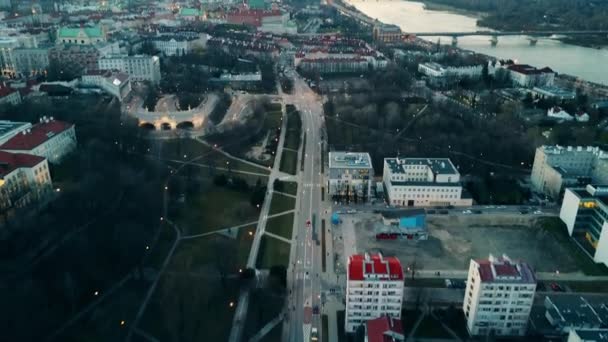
[333,211,581,274]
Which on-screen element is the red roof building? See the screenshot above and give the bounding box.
[0,118,76,164]
[366,316,404,342]
[346,253,404,333]
[0,150,52,212]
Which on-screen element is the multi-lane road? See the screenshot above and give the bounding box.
[284,71,327,342]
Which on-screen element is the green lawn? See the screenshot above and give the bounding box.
[539,217,608,275]
[284,110,301,151]
[154,138,270,175]
[269,193,296,215]
[279,150,298,175]
[413,315,452,339]
[257,235,291,269]
[274,180,298,195]
[142,223,178,270]
[171,183,260,236]
[401,309,422,335]
[265,213,295,239]
[243,288,285,341]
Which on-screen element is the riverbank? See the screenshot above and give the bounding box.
[412,0,485,19]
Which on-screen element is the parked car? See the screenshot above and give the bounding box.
[445,279,467,289]
[550,283,565,292]
[311,327,319,341]
[427,209,436,214]
[462,209,473,214]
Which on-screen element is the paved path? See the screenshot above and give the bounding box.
[265,231,293,244]
[228,100,289,342]
[180,220,260,240]
[195,137,271,173]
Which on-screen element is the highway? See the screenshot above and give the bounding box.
[284,70,326,342]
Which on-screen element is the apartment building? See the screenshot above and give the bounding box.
[530,145,608,199]
[98,55,161,84]
[560,185,608,266]
[0,150,52,212]
[463,254,537,337]
[81,70,131,101]
[0,118,76,164]
[328,152,374,201]
[383,157,472,207]
[345,253,404,333]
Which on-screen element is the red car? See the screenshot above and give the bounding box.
[306,219,311,227]
[550,283,564,292]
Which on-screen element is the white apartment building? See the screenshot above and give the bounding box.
[489,60,555,88]
[328,152,374,201]
[345,253,404,333]
[530,145,608,199]
[98,54,161,84]
[418,62,483,79]
[463,254,537,337]
[0,118,76,164]
[81,70,131,101]
[383,157,472,207]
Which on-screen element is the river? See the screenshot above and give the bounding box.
[347,0,608,85]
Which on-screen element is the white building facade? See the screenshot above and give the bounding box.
[81,70,131,101]
[0,118,77,164]
[0,151,52,212]
[383,157,472,207]
[98,55,161,84]
[345,253,404,333]
[328,152,374,201]
[463,254,537,337]
[530,145,608,199]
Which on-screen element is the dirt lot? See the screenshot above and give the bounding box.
[341,212,580,273]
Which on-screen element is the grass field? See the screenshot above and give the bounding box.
[269,193,296,215]
[284,109,301,151]
[265,213,295,239]
[171,182,260,236]
[279,150,298,175]
[153,138,270,175]
[243,288,285,341]
[274,180,298,195]
[257,235,291,269]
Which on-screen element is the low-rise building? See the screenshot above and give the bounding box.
[346,253,404,333]
[0,150,52,212]
[382,157,472,207]
[541,295,608,334]
[0,118,76,164]
[0,84,21,106]
[418,62,483,86]
[178,8,202,21]
[328,152,374,201]
[378,209,428,240]
[568,329,608,342]
[81,70,131,101]
[560,185,608,266]
[0,121,32,144]
[548,106,574,121]
[365,315,405,342]
[463,254,536,337]
[57,25,107,45]
[98,54,161,84]
[489,60,555,88]
[372,24,403,43]
[48,44,101,75]
[530,145,608,199]
[146,35,193,56]
[531,86,576,101]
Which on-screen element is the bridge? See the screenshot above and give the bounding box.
[132,94,218,130]
[411,30,608,46]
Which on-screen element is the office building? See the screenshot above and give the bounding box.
[530,145,608,199]
[98,55,161,84]
[345,253,404,333]
[0,118,76,164]
[382,157,472,207]
[328,152,374,201]
[463,254,536,337]
[559,185,608,266]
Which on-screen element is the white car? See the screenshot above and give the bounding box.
[462,210,473,214]
[311,327,318,341]
[533,210,543,215]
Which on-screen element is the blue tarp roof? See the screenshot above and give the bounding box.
[399,215,425,229]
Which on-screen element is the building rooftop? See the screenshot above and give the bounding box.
[0,121,30,143]
[348,253,403,282]
[507,64,554,75]
[0,150,45,178]
[545,295,608,329]
[58,25,103,39]
[385,157,458,175]
[572,329,608,341]
[0,119,73,151]
[366,316,404,342]
[541,145,605,156]
[532,86,576,98]
[474,254,536,284]
[179,8,201,17]
[329,152,373,169]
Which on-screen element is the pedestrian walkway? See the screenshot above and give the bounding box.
[265,231,293,244]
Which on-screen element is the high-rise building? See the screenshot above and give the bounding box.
[345,253,404,333]
[463,254,536,337]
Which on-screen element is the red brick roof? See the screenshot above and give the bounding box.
[366,316,404,342]
[0,150,45,177]
[348,253,403,281]
[0,120,73,151]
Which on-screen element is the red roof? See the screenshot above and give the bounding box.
[348,253,403,281]
[0,84,17,97]
[507,64,554,75]
[0,120,73,151]
[366,316,404,342]
[0,150,45,177]
[474,256,536,283]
